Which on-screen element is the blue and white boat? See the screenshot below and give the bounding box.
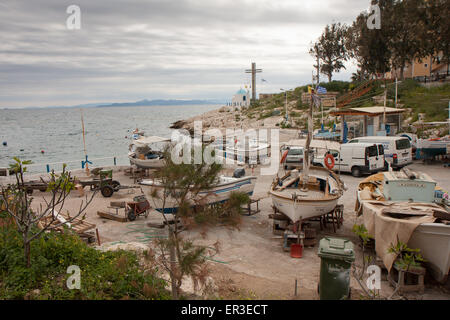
[139,171,257,214]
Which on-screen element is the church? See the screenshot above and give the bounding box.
[231,88,250,108]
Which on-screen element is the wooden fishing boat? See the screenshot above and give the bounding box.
[356,169,450,283]
[270,166,345,223]
[269,86,345,223]
[128,136,170,169]
[139,171,257,214]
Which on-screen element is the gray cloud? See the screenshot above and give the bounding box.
[0,0,368,107]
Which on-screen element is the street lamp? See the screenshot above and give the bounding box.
[280,88,293,122]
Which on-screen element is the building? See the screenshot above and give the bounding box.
[231,88,250,108]
[386,53,449,81]
[330,106,405,142]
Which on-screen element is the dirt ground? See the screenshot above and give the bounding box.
[5,135,450,300]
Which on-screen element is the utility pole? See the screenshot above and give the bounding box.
[395,78,398,108]
[245,62,262,103]
[383,89,387,131]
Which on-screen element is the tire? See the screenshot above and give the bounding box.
[111,180,121,192]
[26,188,33,195]
[127,209,137,221]
[100,185,114,198]
[351,166,361,177]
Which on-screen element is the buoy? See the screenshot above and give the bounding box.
[20,149,24,152]
[324,153,335,170]
[2,141,6,146]
[41,150,45,154]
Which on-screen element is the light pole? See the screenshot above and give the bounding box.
[280,88,293,122]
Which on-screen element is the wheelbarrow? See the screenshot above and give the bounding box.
[126,195,151,221]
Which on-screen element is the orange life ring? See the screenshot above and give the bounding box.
[324,154,335,170]
[280,150,289,164]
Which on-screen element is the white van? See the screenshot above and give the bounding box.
[313,143,385,177]
[348,136,412,169]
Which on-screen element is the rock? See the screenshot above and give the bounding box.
[96,242,149,253]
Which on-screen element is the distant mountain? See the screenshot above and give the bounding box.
[96,99,224,108]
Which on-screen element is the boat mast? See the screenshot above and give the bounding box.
[302,74,315,189]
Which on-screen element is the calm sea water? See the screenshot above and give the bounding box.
[0,105,219,173]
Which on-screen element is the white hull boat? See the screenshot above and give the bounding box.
[356,170,450,283]
[139,175,257,214]
[270,166,345,223]
[128,135,170,169]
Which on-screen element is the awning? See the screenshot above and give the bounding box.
[133,136,170,146]
[330,106,405,117]
[283,139,341,151]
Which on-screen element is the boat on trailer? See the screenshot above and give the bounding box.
[139,169,257,214]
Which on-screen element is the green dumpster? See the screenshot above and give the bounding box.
[318,237,355,300]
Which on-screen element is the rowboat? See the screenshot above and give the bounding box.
[139,173,257,214]
[128,136,170,169]
[356,169,450,283]
[270,166,345,223]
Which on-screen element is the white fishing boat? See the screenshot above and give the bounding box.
[270,167,345,223]
[356,169,450,283]
[214,136,270,164]
[128,136,170,169]
[269,86,345,223]
[139,170,257,214]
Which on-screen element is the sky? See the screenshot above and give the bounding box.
[0,0,371,108]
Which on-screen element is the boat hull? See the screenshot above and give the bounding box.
[129,156,165,169]
[408,223,450,283]
[270,192,338,222]
[140,176,257,213]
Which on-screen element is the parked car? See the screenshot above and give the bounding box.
[281,146,314,170]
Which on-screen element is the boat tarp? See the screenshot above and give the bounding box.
[360,201,438,272]
[284,139,340,151]
[134,136,170,146]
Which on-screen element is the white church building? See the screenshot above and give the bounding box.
[231,88,250,108]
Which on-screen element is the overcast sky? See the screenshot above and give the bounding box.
[0,0,371,108]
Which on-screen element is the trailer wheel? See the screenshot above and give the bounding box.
[351,166,362,177]
[101,185,114,198]
[111,180,121,192]
[127,209,137,221]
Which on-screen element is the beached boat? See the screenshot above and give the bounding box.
[128,136,170,169]
[415,136,450,160]
[221,137,270,164]
[139,171,257,213]
[356,169,450,283]
[270,166,345,223]
[269,87,345,223]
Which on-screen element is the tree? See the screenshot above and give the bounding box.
[345,1,394,78]
[147,144,249,299]
[0,158,95,267]
[388,0,427,80]
[311,23,349,82]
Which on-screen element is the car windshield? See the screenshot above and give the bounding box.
[288,149,303,156]
[396,139,411,150]
[367,145,378,157]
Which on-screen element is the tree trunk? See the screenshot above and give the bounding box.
[328,74,332,82]
[169,231,179,300]
[24,241,31,268]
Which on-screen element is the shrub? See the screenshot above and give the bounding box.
[0,223,170,300]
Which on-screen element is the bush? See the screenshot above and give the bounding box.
[0,223,170,300]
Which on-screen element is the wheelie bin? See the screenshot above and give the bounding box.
[318,237,355,300]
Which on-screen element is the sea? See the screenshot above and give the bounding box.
[0,104,220,173]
